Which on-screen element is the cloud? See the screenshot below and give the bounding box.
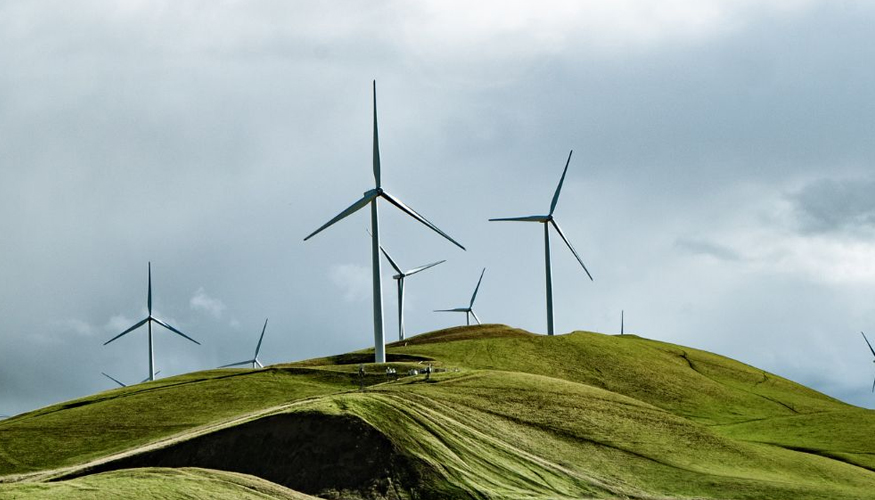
[105,314,136,333]
[189,287,226,319]
[329,264,371,302]
[675,237,742,261]
[788,177,875,235]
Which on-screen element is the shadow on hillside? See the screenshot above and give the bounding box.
[58,412,466,500]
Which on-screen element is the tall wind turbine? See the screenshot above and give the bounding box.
[490,150,593,336]
[862,332,875,392]
[435,268,486,326]
[104,263,200,382]
[304,81,465,363]
[379,245,445,341]
[220,319,269,369]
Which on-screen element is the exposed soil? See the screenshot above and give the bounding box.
[63,412,460,500]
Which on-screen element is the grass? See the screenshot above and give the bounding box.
[0,367,363,476]
[0,467,318,499]
[1,324,874,499]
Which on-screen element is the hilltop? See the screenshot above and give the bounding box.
[1,325,874,499]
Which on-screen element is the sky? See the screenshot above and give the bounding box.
[2,0,875,416]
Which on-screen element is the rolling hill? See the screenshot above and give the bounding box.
[1,325,874,499]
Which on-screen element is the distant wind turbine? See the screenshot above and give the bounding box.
[435,268,486,326]
[379,244,445,341]
[304,81,465,363]
[862,332,875,392]
[490,150,593,336]
[220,319,269,369]
[101,371,160,388]
[104,263,200,382]
[621,310,624,335]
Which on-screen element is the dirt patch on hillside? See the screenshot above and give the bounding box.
[62,412,466,500]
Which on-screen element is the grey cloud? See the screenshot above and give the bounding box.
[788,178,875,235]
[675,237,742,262]
[3,2,875,418]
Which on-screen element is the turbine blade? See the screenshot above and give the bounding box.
[147,262,152,315]
[863,332,875,358]
[256,359,264,368]
[373,80,381,188]
[871,375,875,393]
[254,318,268,358]
[380,191,466,250]
[549,150,573,216]
[219,360,254,368]
[471,310,482,325]
[488,215,549,222]
[153,318,201,345]
[101,372,126,388]
[405,260,446,277]
[140,370,160,384]
[469,268,486,307]
[379,245,403,275]
[304,190,379,241]
[550,219,593,281]
[434,308,469,313]
[104,317,149,345]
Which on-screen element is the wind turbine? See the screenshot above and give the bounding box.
[490,150,593,336]
[104,262,200,382]
[220,318,269,369]
[435,268,486,326]
[101,371,160,387]
[304,81,465,363]
[379,245,445,341]
[621,310,625,335]
[862,332,875,392]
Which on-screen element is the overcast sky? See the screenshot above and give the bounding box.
[2,1,875,416]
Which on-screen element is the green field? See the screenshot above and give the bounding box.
[1,325,873,499]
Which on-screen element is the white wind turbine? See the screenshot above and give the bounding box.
[220,319,269,369]
[304,81,465,363]
[490,150,593,336]
[379,244,445,341]
[104,262,200,382]
[435,268,486,326]
[862,332,875,392]
[101,370,160,387]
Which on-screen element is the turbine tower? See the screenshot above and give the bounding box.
[104,262,200,382]
[435,268,486,326]
[490,150,593,336]
[379,244,445,341]
[220,318,269,369]
[304,82,465,363]
[862,332,875,392]
[621,310,625,335]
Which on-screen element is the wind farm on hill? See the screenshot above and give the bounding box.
[2,82,875,500]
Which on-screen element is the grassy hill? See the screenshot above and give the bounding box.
[1,325,874,499]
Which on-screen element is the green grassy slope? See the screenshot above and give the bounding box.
[0,367,363,477]
[0,467,319,499]
[1,325,873,499]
